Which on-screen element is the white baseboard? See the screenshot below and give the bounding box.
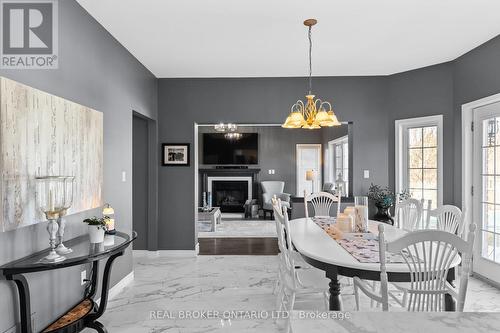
[109,271,134,299]
[133,250,160,257]
[472,272,500,290]
[96,271,134,304]
[133,249,198,257]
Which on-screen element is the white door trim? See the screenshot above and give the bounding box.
[462,92,500,236]
[296,144,322,196]
[462,93,500,281]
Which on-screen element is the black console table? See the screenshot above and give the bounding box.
[0,231,136,333]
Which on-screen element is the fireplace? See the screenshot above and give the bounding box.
[212,181,248,212]
[207,176,253,213]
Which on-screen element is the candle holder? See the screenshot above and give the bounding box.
[36,176,71,263]
[103,203,116,235]
[55,176,75,255]
[354,196,369,233]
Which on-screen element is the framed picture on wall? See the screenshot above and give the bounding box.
[162,143,190,166]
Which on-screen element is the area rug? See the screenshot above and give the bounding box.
[198,219,277,238]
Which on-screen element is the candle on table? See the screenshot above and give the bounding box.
[344,206,356,219]
[48,189,54,212]
[106,218,115,231]
[336,213,353,233]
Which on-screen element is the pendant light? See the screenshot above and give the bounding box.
[282,19,341,129]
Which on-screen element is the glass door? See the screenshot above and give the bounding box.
[473,102,500,283]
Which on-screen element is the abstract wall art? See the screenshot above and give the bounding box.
[0,77,103,232]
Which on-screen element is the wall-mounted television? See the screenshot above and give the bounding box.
[203,133,258,165]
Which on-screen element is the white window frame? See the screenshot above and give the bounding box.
[395,115,443,208]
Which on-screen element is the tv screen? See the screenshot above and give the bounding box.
[203,133,258,165]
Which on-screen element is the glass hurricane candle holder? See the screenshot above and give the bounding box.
[55,176,75,255]
[103,203,116,235]
[36,176,69,263]
[354,196,369,233]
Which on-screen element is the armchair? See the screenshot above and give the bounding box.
[322,182,335,194]
[261,181,291,219]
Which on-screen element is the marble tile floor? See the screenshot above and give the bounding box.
[290,312,500,333]
[198,219,277,238]
[88,253,500,333]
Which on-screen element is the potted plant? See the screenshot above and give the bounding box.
[367,184,409,225]
[83,217,108,243]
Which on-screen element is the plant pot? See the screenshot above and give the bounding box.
[373,205,394,225]
[88,225,105,243]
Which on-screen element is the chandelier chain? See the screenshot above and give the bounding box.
[308,26,313,95]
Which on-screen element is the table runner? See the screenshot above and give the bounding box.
[311,217,407,263]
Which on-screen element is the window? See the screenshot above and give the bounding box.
[328,136,349,196]
[407,126,438,208]
[396,116,443,214]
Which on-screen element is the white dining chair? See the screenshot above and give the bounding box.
[271,196,284,294]
[393,197,430,231]
[426,205,465,237]
[379,197,429,307]
[273,203,329,332]
[304,190,341,219]
[353,223,476,312]
[271,197,313,294]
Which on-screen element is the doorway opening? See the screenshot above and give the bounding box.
[133,112,158,251]
[194,123,352,254]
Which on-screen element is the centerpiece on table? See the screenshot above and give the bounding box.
[367,184,409,225]
[83,216,109,243]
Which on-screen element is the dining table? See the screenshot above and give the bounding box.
[288,217,460,311]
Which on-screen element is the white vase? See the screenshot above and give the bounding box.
[88,225,105,243]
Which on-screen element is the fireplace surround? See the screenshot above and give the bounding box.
[199,168,260,213]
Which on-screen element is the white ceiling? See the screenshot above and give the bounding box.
[77,0,500,78]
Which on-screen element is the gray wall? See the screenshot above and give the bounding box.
[159,77,389,249]
[384,34,500,208]
[0,1,157,330]
[198,125,323,195]
[386,62,455,204]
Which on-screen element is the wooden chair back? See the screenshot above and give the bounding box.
[378,223,476,312]
[394,198,428,231]
[426,205,465,237]
[304,190,341,219]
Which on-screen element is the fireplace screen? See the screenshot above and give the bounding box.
[212,181,249,213]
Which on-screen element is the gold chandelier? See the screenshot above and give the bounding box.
[282,19,341,129]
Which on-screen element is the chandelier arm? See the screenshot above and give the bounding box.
[291,101,305,113]
[314,99,321,110]
[319,101,332,111]
[297,100,305,112]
